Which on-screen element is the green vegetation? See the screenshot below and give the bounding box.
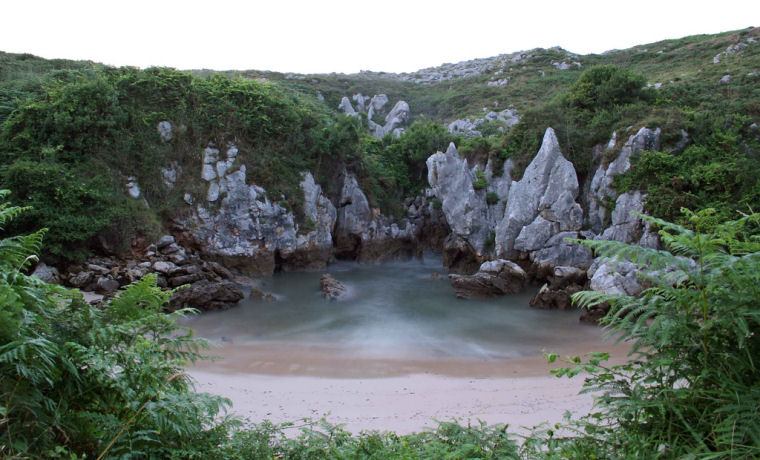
[472,170,488,190]
[530,211,760,458]
[4,190,759,457]
[615,114,760,225]
[353,120,454,215]
[3,28,760,258]
[0,191,522,458]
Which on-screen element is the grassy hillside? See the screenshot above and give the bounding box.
[1,27,759,260]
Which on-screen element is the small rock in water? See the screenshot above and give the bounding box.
[250,287,277,302]
[320,274,347,301]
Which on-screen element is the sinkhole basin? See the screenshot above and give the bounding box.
[181,255,624,378]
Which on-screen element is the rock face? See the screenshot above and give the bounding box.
[448,259,527,299]
[496,127,583,258]
[339,93,411,139]
[187,143,337,275]
[424,123,664,306]
[427,143,490,258]
[319,274,347,301]
[333,172,421,263]
[586,127,660,233]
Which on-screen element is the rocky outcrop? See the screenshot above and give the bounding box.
[586,127,660,233]
[333,172,420,263]
[60,234,245,311]
[496,127,583,258]
[424,123,666,308]
[320,274,347,301]
[187,143,337,275]
[447,109,520,137]
[449,259,527,300]
[339,93,410,139]
[427,143,491,258]
[288,172,338,270]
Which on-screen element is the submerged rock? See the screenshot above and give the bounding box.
[320,274,347,301]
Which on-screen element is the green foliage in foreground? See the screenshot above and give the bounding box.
[3,187,760,458]
[530,211,760,458]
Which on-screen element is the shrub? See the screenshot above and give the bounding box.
[567,65,647,111]
[473,170,488,190]
[0,191,234,458]
[486,191,499,205]
[533,211,760,458]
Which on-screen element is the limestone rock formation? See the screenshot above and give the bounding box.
[338,93,410,139]
[427,143,490,256]
[157,121,173,142]
[188,143,337,275]
[586,127,660,233]
[448,259,527,299]
[333,172,420,263]
[495,127,582,258]
[338,97,358,117]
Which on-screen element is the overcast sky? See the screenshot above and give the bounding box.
[3,1,758,74]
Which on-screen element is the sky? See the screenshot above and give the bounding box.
[3,1,759,74]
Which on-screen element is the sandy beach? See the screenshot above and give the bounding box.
[187,342,629,435]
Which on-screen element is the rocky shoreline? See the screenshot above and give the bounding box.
[34,123,663,320]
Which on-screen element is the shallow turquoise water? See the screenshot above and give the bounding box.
[182,255,606,360]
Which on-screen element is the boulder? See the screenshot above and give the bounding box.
[157,121,173,142]
[152,261,176,275]
[33,263,60,284]
[588,258,642,297]
[530,283,583,310]
[170,280,244,312]
[69,271,94,288]
[448,259,527,300]
[156,235,176,250]
[95,277,120,293]
[320,274,347,301]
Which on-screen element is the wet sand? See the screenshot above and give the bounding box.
[187,342,630,435]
